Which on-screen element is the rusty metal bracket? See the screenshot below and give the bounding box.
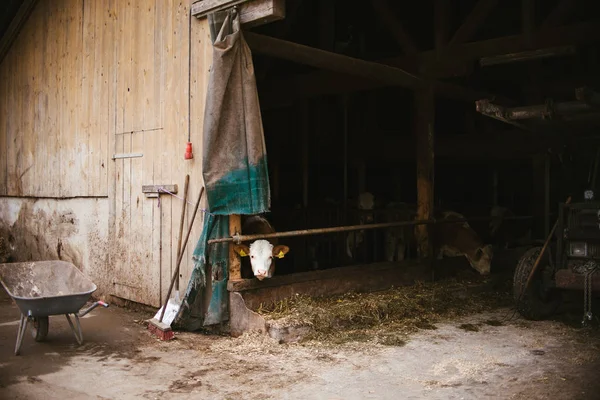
[475,99,532,131]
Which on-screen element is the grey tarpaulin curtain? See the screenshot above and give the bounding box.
[173,7,271,330]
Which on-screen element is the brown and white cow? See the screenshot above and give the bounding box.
[384,207,493,275]
[232,215,290,280]
[432,210,494,275]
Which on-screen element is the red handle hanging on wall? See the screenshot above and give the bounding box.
[184,142,194,160]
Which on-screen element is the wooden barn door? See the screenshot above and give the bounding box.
[109,0,185,308]
[113,131,163,307]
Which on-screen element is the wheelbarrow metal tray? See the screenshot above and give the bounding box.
[0,261,97,317]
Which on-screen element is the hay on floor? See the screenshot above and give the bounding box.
[255,277,512,345]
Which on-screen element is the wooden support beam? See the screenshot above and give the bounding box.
[192,0,285,28]
[258,21,598,108]
[448,0,499,46]
[0,0,38,64]
[540,0,579,31]
[415,85,435,260]
[192,0,249,16]
[244,32,421,90]
[371,0,418,56]
[434,21,597,68]
[239,0,286,28]
[245,32,501,103]
[229,215,242,280]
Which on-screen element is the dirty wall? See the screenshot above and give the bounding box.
[0,197,110,299]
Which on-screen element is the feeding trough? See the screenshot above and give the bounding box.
[0,260,109,355]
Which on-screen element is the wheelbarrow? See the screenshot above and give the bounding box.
[0,260,109,355]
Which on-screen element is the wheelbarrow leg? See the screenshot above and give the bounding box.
[15,314,29,356]
[65,314,83,345]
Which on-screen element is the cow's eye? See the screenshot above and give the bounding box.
[251,255,254,258]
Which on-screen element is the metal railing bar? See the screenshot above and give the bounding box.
[207,214,537,245]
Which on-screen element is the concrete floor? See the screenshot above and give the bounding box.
[1,286,600,400]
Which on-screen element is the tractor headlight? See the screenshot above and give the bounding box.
[570,242,588,257]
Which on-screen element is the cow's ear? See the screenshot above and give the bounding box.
[272,245,290,258]
[233,244,251,257]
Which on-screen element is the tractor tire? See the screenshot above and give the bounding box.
[513,246,562,320]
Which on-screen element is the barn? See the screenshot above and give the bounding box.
[1,0,600,334]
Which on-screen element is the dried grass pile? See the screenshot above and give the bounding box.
[256,278,512,345]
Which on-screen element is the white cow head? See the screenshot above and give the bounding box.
[233,240,290,280]
[466,244,493,275]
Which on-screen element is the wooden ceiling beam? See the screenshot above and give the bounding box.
[257,21,600,108]
[371,0,418,56]
[448,0,499,46]
[244,31,499,103]
[417,21,599,69]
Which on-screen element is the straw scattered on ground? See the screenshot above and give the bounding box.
[255,277,513,346]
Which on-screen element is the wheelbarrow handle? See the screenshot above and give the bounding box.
[78,301,110,317]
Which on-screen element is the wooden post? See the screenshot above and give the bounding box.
[415,84,435,260]
[229,215,242,280]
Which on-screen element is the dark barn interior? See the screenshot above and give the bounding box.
[232,0,600,277]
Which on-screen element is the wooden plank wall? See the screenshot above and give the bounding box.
[0,0,212,308]
[0,1,108,198]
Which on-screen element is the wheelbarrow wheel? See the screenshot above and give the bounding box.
[31,317,49,342]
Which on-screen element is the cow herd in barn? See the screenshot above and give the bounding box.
[234,192,532,281]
